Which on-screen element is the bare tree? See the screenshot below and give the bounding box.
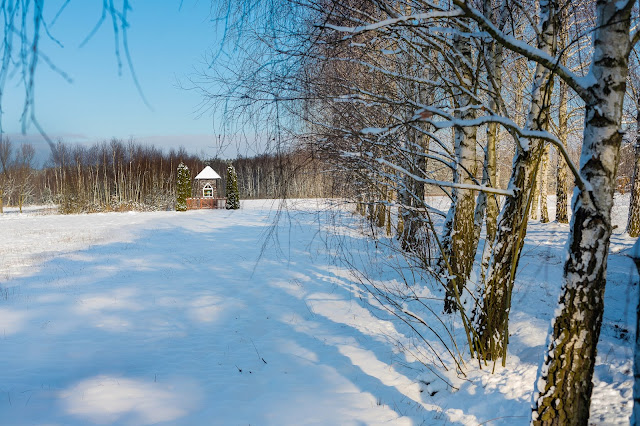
[464,0,559,362]
[13,143,35,212]
[439,24,479,313]
[627,51,640,238]
[630,124,640,237]
[632,238,640,424]
[202,0,639,421]
[0,137,12,213]
[555,73,570,223]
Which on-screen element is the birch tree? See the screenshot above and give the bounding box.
[552,1,592,224]
[451,0,636,419]
[555,73,570,223]
[472,0,509,269]
[460,0,560,361]
[629,123,640,237]
[631,238,640,424]
[530,1,632,422]
[203,2,639,420]
[0,137,12,213]
[14,143,35,212]
[627,51,640,238]
[439,26,479,313]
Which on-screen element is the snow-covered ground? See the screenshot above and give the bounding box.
[0,197,637,425]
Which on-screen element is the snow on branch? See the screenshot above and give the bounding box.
[452,0,594,104]
[376,157,514,196]
[630,27,640,51]
[414,108,590,193]
[321,10,464,35]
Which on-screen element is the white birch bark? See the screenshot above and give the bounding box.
[533,0,634,422]
[540,144,550,223]
[473,0,557,361]
[632,238,640,424]
[556,76,570,223]
[473,0,504,260]
[442,28,478,313]
[531,172,540,220]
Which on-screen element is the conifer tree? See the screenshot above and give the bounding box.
[225,163,240,209]
[176,162,191,212]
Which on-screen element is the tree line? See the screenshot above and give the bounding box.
[0,138,338,213]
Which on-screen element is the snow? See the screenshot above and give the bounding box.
[194,165,222,180]
[376,157,514,196]
[631,237,640,260]
[360,127,388,135]
[322,10,464,34]
[0,197,637,424]
[453,0,587,100]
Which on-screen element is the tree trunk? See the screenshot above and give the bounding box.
[376,200,386,228]
[400,133,427,251]
[474,143,490,245]
[632,239,640,424]
[386,196,392,237]
[400,44,431,253]
[532,0,632,422]
[473,2,502,258]
[442,30,478,313]
[540,144,550,223]
[627,102,640,237]
[398,179,412,243]
[531,173,540,220]
[476,79,500,290]
[556,77,570,223]
[485,132,499,247]
[472,142,543,359]
[474,0,557,361]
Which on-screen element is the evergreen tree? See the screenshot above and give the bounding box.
[176,162,191,212]
[225,163,240,209]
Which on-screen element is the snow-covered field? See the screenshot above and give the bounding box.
[0,197,637,425]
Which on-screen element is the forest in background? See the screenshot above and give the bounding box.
[0,138,339,213]
[0,133,636,215]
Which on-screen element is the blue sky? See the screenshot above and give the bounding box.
[3,0,234,164]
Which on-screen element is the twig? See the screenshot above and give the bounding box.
[250,338,267,364]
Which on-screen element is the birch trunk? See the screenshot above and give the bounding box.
[400,129,427,251]
[473,0,503,258]
[532,0,632,422]
[474,128,498,246]
[394,4,427,252]
[531,173,540,220]
[556,77,570,223]
[442,30,478,313]
[627,102,640,237]
[485,129,499,245]
[478,125,499,286]
[632,239,640,424]
[474,0,557,361]
[540,144,550,223]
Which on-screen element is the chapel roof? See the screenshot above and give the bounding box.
[195,166,221,180]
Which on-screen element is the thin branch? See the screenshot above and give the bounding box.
[452,0,593,104]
